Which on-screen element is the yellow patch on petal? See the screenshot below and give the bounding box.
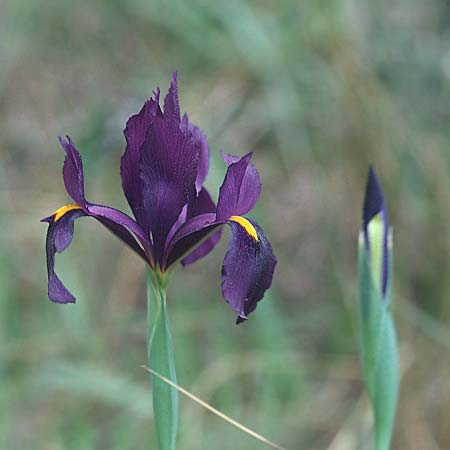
[53,204,82,222]
[229,215,259,241]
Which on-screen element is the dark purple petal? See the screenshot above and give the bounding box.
[121,91,161,231]
[185,117,210,192]
[182,188,222,265]
[163,72,181,121]
[164,205,188,257]
[180,110,210,193]
[216,153,254,222]
[221,151,261,215]
[42,208,87,303]
[86,204,154,263]
[362,166,389,297]
[59,136,87,208]
[182,228,222,266]
[95,216,147,260]
[187,187,215,217]
[56,136,155,262]
[221,218,276,323]
[165,213,220,267]
[140,112,200,264]
[121,75,211,265]
[194,128,209,193]
[42,203,151,304]
[163,185,214,260]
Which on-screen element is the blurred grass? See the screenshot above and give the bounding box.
[2,0,450,448]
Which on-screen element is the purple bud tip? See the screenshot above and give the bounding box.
[362,165,390,298]
[363,166,387,233]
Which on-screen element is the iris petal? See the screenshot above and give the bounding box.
[121,75,211,267]
[87,204,152,256]
[163,188,221,267]
[164,152,262,269]
[55,136,154,263]
[216,153,260,221]
[121,90,161,233]
[187,119,210,193]
[42,205,150,304]
[182,188,222,265]
[92,213,148,261]
[163,72,181,121]
[166,213,276,323]
[42,208,87,303]
[221,151,261,216]
[59,136,87,208]
[221,219,276,323]
[181,229,222,266]
[140,110,200,264]
[165,213,219,268]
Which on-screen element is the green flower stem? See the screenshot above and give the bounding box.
[147,269,178,450]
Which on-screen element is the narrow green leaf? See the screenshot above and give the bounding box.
[147,270,178,450]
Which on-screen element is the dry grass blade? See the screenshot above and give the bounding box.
[141,365,288,450]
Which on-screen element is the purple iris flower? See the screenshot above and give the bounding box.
[362,166,389,298]
[42,73,276,323]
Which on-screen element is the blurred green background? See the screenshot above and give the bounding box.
[2,0,450,449]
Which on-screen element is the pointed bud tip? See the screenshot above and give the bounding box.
[363,165,387,232]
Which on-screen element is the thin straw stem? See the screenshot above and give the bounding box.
[142,365,288,450]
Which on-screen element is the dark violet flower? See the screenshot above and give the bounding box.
[42,73,276,323]
[362,166,390,299]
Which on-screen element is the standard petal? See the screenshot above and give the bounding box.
[59,136,87,208]
[140,112,200,264]
[221,151,261,215]
[221,218,276,323]
[194,126,209,193]
[163,72,181,121]
[183,116,210,193]
[121,91,161,231]
[216,153,255,221]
